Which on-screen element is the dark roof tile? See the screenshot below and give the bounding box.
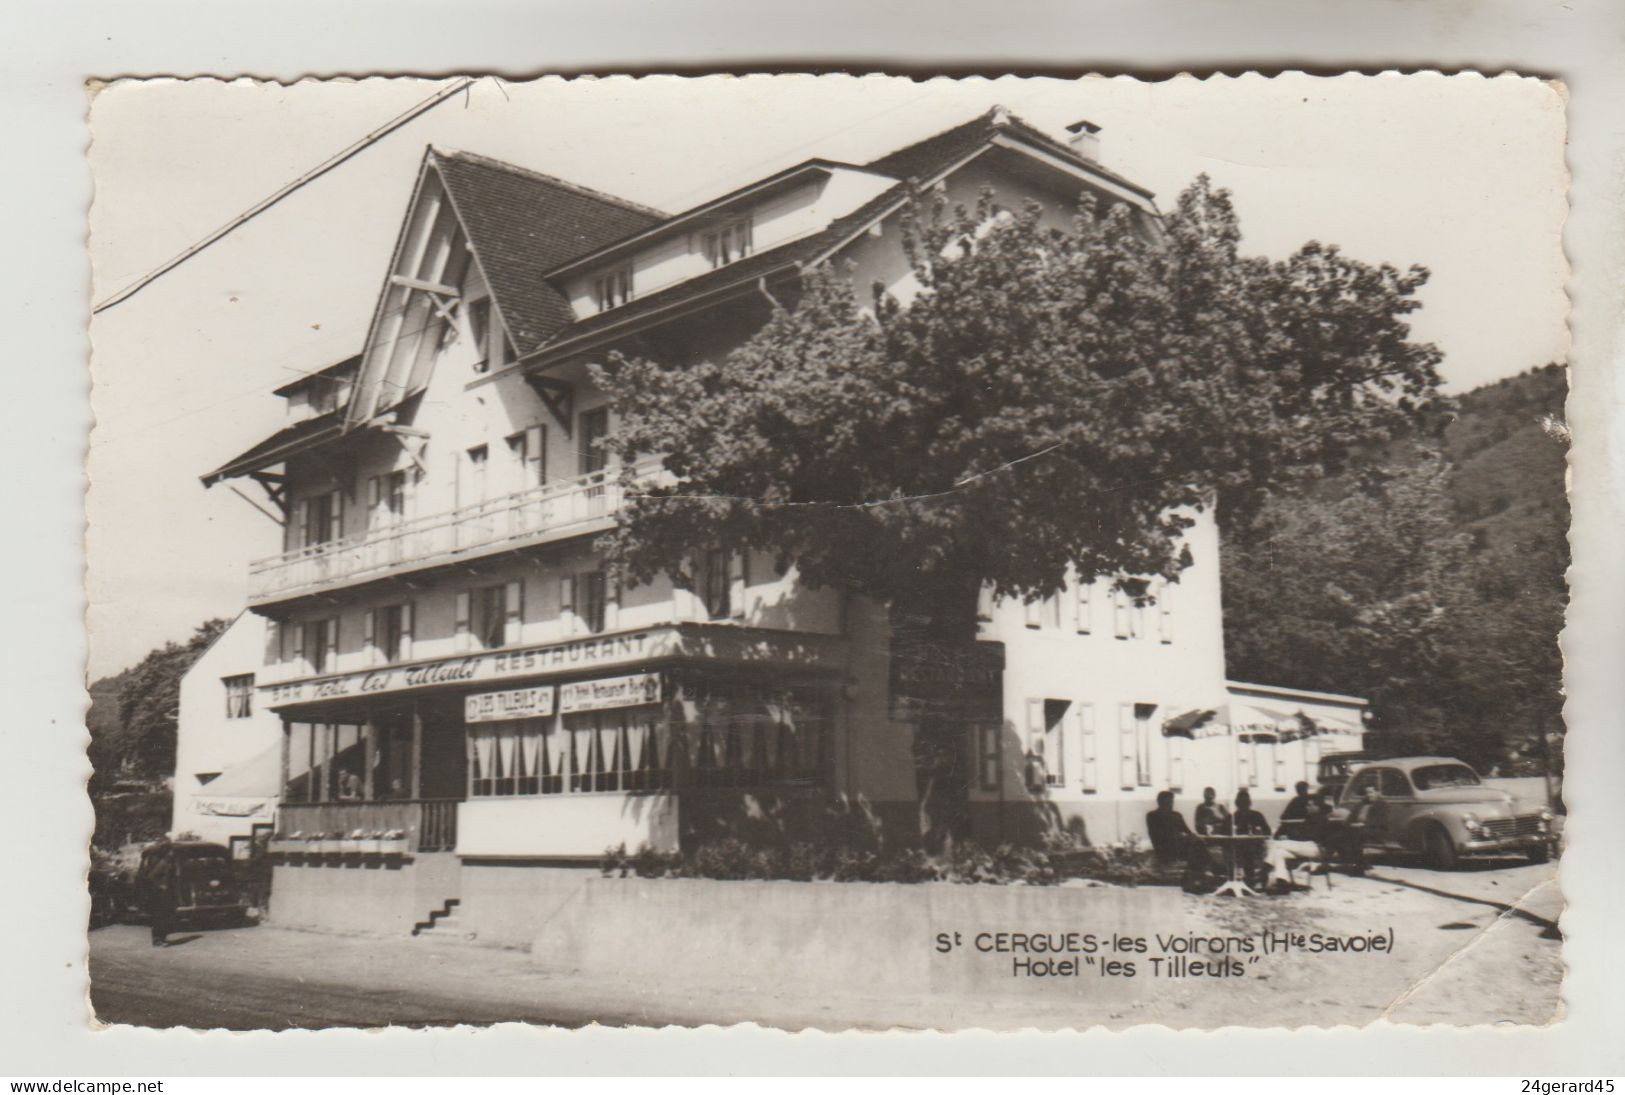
[432,150,665,355]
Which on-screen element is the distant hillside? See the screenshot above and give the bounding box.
[1223,364,1569,775]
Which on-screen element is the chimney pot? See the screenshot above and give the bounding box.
[1066,119,1102,163]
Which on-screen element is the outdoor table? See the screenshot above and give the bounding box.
[1198,833,1271,897]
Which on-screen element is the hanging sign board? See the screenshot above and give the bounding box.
[559,673,662,714]
[464,685,556,724]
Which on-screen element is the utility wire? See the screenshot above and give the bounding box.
[92,77,476,315]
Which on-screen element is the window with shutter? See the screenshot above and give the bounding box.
[504,580,523,646]
[455,591,472,651]
[470,584,506,649]
[976,724,1001,791]
[581,572,607,633]
[397,602,413,661]
[363,609,376,666]
[1113,588,1131,639]
[1119,704,1137,790]
[1077,704,1097,792]
[976,584,995,623]
[728,551,747,620]
[559,574,577,632]
[264,620,280,666]
[1025,698,1045,791]
[1024,597,1042,629]
[1158,581,1174,643]
[1075,580,1091,634]
[702,550,731,619]
[1134,702,1155,787]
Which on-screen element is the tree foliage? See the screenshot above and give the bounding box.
[1223,364,1569,774]
[89,617,230,783]
[595,179,1443,635]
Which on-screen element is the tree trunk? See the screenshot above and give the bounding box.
[888,573,993,854]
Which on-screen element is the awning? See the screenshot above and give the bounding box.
[188,742,280,816]
[1162,708,1219,738]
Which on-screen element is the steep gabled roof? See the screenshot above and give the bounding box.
[431,150,665,355]
[865,107,1155,201]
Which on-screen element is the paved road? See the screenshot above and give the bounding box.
[88,858,1562,1031]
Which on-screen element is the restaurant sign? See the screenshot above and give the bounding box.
[559,673,662,714]
[260,624,845,709]
[464,686,556,724]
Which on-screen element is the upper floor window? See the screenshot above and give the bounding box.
[223,674,254,719]
[471,584,506,650]
[580,571,609,634]
[702,217,753,269]
[594,267,634,312]
[299,491,342,548]
[701,549,732,620]
[578,408,609,477]
[367,470,407,528]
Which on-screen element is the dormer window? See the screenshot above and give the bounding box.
[594,267,634,312]
[702,217,753,269]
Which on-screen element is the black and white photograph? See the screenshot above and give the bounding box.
[81,72,1571,1033]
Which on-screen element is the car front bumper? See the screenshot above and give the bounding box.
[1459,833,1557,856]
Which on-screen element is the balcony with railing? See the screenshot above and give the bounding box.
[248,459,664,605]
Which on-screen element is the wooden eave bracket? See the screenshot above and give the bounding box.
[247,471,288,518]
[523,372,575,438]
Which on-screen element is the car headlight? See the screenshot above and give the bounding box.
[1461,812,1481,833]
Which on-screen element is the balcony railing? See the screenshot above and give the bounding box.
[275,798,459,853]
[248,460,663,603]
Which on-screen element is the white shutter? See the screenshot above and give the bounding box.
[1158,581,1174,644]
[362,610,376,666]
[328,491,344,542]
[976,584,994,623]
[504,580,523,645]
[1119,704,1137,790]
[525,426,545,486]
[1167,732,1184,791]
[368,476,382,527]
[1078,704,1097,792]
[455,591,471,651]
[604,573,621,631]
[1025,698,1044,791]
[1237,739,1252,790]
[264,620,280,666]
[1273,740,1288,790]
[560,575,576,634]
[398,602,413,661]
[1025,597,1042,629]
[323,617,339,670]
[1075,580,1091,634]
[728,552,746,620]
[292,620,307,670]
[290,498,308,551]
[1113,589,1130,639]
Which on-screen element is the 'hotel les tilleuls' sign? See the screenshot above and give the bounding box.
[261,625,842,709]
[264,630,664,707]
[462,673,662,724]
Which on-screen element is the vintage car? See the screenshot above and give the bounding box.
[1329,756,1557,869]
[134,839,254,926]
[1316,750,1386,803]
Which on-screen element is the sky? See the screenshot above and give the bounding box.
[85,73,1569,680]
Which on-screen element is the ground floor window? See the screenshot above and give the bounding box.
[462,678,833,797]
[282,717,415,803]
[679,680,829,787]
[467,705,673,798]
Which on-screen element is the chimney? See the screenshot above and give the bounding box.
[1065,119,1102,163]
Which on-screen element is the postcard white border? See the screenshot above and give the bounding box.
[6,0,1625,1076]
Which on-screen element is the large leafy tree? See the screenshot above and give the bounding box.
[595,179,1442,838]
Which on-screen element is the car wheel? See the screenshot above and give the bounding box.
[1527,844,1551,865]
[1424,825,1458,870]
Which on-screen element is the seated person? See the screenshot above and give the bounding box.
[1275,781,1315,840]
[1231,789,1272,885]
[1145,790,1218,891]
[1262,796,1332,891]
[1194,786,1232,836]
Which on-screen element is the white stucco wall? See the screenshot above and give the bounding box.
[173,612,282,843]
